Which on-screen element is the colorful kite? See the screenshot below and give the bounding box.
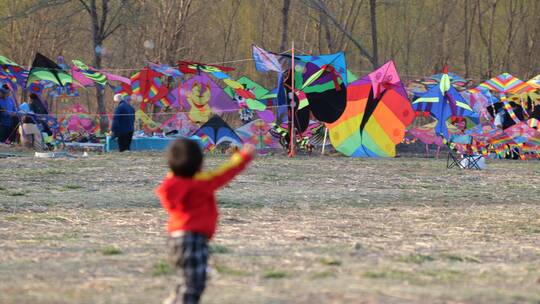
[59,103,99,135]
[0,55,27,87]
[502,121,540,146]
[252,48,349,134]
[170,73,238,121]
[412,67,476,140]
[26,53,72,88]
[149,62,183,78]
[409,121,461,147]
[102,71,131,85]
[224,76,269,111]
[0,55,20,67]
[464,119,540,159]
[252,44,285,73]
[135,109,161,132]
[470,73,536,128]
[408,72,469,94]
[284,52,349,134]
[194,115,243,147]
[471,73,534,95]
[251,45,289,122]
[235,119,277,149]
[160,112,199,136]
[47,82,79,99]
[71,59,107,86]
[326,61,414,157]
[178,60,234,79]
[130,67,169,109]
[223,75,276,122]
[527,74,540,88]
[295,52,348,87]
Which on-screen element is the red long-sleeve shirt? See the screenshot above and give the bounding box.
[155,151,253,239]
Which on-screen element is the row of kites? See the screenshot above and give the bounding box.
[1,45,539,158]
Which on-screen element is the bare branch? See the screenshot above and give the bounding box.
[77,0,91,14]
[307,0,376,65]
[0,0,71,22]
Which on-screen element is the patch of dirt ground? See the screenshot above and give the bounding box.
[0,153,539,303]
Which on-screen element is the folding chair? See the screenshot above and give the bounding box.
[447,150,483,170]
[446,148,464,169]
[446,135,483,170]
[461,154,483,170]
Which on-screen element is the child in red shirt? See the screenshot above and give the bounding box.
[156,139,254,304]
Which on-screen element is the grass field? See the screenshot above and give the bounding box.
[0,152,539,304]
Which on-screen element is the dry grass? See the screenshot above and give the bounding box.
[0,152,539,304]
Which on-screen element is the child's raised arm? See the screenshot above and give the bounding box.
[194,145,254,190]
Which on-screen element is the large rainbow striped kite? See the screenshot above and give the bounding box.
[470,73,536,126]
[470,73,535,95]
[326,61,414,157]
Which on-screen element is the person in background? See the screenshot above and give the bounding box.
[28,93,52,137]
[0,85,18,144]
[111,94,135,152]
[18,101,42,149]
[18,93,51,147]
[156,139,254,304]
[28,93,48,116]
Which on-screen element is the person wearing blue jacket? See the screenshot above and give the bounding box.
[0,85,18,143]
[111,94,135,152]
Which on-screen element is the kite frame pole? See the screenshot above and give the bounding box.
[288,41,296,157]
[321,127,328,155]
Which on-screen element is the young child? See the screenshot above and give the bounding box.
[156,138,254,304]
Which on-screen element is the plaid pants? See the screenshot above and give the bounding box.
[166,232,209,304]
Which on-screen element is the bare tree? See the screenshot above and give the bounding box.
[152,0,194,65]
[463,0,477,78]
[307,0,378,68]
[477,0,500,78]
[280,0,292,51]
[77,0,130,131]
[520,1,540,78]
[5,0,540,102]
[502,0,525,71]
[221,0,241,62]
[318,8,334,52]
[369,0,378,67]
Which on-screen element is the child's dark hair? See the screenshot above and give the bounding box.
[167,139,203,177]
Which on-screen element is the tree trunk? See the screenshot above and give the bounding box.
[403,1,410,77]
[476,0,499,78]
[280,0,291,52]
[487,2,497,77]
[309,0,376,66]
[222,0,241,62]
[369,0,379,68]
[463,1,469,77]
[93,43,108,133]
[86,0,110,133]
[319,10,333,52]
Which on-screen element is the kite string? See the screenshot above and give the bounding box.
[11,104,291,117]
[15,48,297,73]
[13,49,485,81]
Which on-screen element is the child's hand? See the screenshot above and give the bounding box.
[241,144,256,156]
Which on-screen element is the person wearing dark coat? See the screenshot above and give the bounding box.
[111,94,135,152]
[0,85,18,143]
[29,93,48,116]
[28,93,52,136]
